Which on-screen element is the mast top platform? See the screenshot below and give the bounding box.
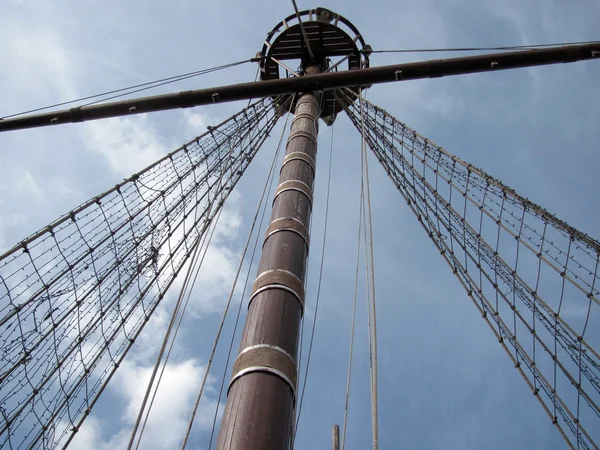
[257,7,371,120]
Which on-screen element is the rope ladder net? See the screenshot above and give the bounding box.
[342,90,600,450]
[0,98,283,449]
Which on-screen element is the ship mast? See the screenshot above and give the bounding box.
[215,8,371,449]
[215,80,321,450]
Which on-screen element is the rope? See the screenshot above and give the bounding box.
[136,204,225,449]
[178,64,267,449]
[361,136,376,450]
[341,183,364,450]
[290,0,315,61]
[136,104,257,449]
[294,115,335,438]
[368,40,600,54]
[127,122,241,450]
[359,88,379,450]
[0,59,252,119]
[205,96,296,450]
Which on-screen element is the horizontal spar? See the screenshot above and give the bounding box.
[1,43,599,132]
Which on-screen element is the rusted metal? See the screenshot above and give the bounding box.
[214,86,321,450]
[2,43,598,132]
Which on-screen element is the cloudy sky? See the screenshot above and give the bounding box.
[1,0,599,449]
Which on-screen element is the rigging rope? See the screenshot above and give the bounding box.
[172,188,227,448]
[178,69,269,450]
[368,40,600,54]
[126,126,240,450]
[294,112,335,440]
[203,96,296,450]
[341,181,364,450]
[132,119,247,449]
[0,59,252,119]
[359,88,379,450]
[139,203,225,448]
[0,98,280,450]
[341,90,600,450]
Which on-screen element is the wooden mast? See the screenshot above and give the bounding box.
[216,9,370,449]
[215,78,321,449]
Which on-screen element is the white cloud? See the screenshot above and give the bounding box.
[185,111,210,135]
[65,416,105,449]
[118,359,219,446]
[83,115,167,177]
[190,243,240,313]
[160,188,245,318]
[0,171,46,251]
[0,170,44,201]
[1,23,75,102]
[188,190,245,314]
[0,213,26,253]
[18,171,44,200]
[62,359,221,450]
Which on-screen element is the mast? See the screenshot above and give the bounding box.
[215,9,372,449]
[215,83,321,450]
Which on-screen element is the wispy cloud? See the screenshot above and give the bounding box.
[61,359,220,450]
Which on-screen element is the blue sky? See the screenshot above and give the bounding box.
[1,0,599,449]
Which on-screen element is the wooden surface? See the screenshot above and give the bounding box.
[215,91,321,450]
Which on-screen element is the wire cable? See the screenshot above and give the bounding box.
[368,40,600,54]
[359,88,379,450]
[79,60,250,108]
[341,183,364,450]
[0,59,252,120]
[294,114,335,440]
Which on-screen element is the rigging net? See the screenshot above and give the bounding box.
[0,97,282,450]
[342,90,600,450]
